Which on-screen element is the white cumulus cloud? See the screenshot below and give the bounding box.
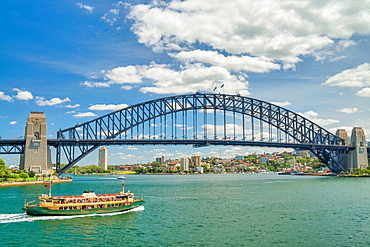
[88,103,129,111]
[76,2,94,13]
[35,97,71,106]
[139,63,250,95]
[106,66,143,84]
[338,107,358,114]
[299,110,340,126]
[171,50,280,73]
[270,101,292,107]
[323,63,370,87]
[356,88,370,97]
[81,81,110,88]
[73,112,98,118]
[65,104,80,108]
[9,121,17,125]
[128,0,370,68]
[0,91,13,102]
[12,88,33,101]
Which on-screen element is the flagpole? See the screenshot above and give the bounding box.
[49,180,52,197]
[122,177,125,193]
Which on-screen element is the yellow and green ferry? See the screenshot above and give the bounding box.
[23,182,144,216]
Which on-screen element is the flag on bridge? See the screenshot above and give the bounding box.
[213,86,217,91]
[220,84,224,88]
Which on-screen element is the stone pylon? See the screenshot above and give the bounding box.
[19,112,53,174]
[336,129,350,171]
[349,127,368,171]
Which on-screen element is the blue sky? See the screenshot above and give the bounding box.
[1,0,370,166]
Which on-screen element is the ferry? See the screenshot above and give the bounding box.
[23,182,144,216]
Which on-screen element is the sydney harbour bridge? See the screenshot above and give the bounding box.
[0,93,367,175]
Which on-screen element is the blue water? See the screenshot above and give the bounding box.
[1,174,370,246]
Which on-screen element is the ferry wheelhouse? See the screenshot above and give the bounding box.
[23,182,143,216]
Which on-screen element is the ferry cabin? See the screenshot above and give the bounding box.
[38,191,135,211]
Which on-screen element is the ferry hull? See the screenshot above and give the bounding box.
[25,200,143,216]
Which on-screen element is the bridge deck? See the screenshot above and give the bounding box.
[47,139,354,150]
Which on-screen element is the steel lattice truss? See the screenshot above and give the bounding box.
[0,140,24,154]
[52,93,352,174]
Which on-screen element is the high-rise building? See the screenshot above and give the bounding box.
[98,147,108,170]
[295,150,310,158]
[180,158,190,171]
[235,155,244,160]
[156,156,165,166]
[191,155,200,167]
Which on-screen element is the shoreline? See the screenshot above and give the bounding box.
[0,179,73,187]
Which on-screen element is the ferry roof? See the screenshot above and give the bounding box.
[49,192,130,199]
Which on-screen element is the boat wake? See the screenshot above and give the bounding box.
[0,205,145,224]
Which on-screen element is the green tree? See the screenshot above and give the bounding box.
[28,170,36,178]
[310,159,324,169]
[0,158,10,181]
[296,158,307,164]
[134,167,147,174]
[201,165,210,173]
[19,172,29,181]
[151,161,160,167]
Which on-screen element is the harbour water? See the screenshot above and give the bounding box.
[1,174,369,246]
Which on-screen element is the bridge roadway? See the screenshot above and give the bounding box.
[0,138,356,154]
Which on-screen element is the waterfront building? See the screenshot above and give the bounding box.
[196,166,204,173]
[260,157,269,164]
[295,150,310,158]
[119,166,133,171]
[180,158,190,171]
[156,156,165,166]
[98,147,108,170]
[191,155,200,166]
[235,155,244,160]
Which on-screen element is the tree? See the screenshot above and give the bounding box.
[201,165,210,173]
[310,159,324,169]
[296,158,307,164]
[28,170,36,178]
[151,161,160,167]
[134,167,147,174]
[19,172,29,181]
[0,159,10,181]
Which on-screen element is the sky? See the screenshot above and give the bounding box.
[1,0,370,166]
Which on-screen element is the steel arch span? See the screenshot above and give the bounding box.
[51,93,352,174]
